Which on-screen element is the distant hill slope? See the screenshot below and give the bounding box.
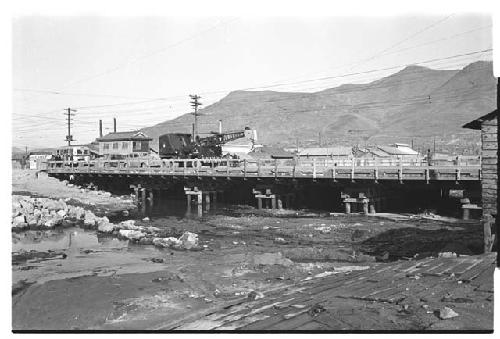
[142,61,496,150]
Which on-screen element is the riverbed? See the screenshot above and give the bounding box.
[12,191,485,331]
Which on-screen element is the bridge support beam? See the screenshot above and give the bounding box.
[184,186,219,215]
[253,188,278,210]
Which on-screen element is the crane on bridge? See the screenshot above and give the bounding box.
[158,127,255,159]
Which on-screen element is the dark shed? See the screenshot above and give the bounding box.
[463,108,498,251]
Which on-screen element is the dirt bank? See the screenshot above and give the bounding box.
[12,169,135,213]
[11,171,490,331]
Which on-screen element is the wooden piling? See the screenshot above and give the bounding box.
[140,188,146,214]
[277,196,283,210]
[345,202,351,214]
[369,203,376,214]
[483,215,494,252]
[362,199,369,215]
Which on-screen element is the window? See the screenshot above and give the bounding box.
[103,143,109,150]
[122,142,128,149]
[77,149,82,155]
[133,141,142,151]
[113,142,119,149]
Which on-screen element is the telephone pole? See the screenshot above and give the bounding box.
[64,108,76,146]
[189,94,202,141]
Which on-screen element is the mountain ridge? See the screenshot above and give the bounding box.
[141,61,496,151]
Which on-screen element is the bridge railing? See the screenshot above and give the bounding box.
[45,157,482,181]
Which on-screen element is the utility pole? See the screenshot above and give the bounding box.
[64,108,76,146]
[189,94,202,141]
[433,136,436,154]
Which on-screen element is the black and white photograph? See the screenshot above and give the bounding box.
[7,0,499,333]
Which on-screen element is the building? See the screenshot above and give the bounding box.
[221,138,262,156]
[55,145,94,162]
[28,151,52,170]
[12,153,27,169]
[297,147,353,158]
[250,146,294,160]
[96,131,152,159]
[463,109,497,251]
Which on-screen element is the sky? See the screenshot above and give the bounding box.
[12,13,493,149]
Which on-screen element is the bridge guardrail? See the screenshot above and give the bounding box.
[45,158,482,182]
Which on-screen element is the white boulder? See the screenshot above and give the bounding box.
[179,232,199,249]
[119,229,145,240]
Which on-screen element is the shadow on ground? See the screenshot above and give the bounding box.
[358,225,483,261]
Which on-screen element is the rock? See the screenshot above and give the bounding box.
[253,252,294,267]
[308,304,326,316]
[97,216,110,225]
[44,219,57,228]
[97,221,115,233]
[119,220,136,229]
[145,226,161,234]
[179,232,199,249]
[12,215,28,229]
[247,290,264,301]
[83,211,98,227]
[438,307,459,319]
[142,217,150,222]
[12,214,26,225]
[153,237,182,249]
[274,237,287,244]
[119,230,145,240]
[27,216,39,227]
[138,237,154,245]
[57,209,67,218]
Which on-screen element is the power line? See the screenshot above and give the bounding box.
[60,18,240,89]
[343,14,455,73]
[13,48,491,124]
[12,50,493,134]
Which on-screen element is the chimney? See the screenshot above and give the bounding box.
[99,120,103,138]
[113,118,116,133]
[218,120,222,134]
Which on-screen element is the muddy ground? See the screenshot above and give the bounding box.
[11,170,491,331]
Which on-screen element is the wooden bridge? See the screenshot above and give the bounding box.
[46,158,482,183]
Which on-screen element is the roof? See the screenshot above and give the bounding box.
[356,147,391,157]
[298,147,352,157]
[463,109,498,130]
[29,151,52,155]
[58,145,90,150]
[253,146,294,159]
[97,131,152,142]
[377,145,419,156]
[12,153,25,161]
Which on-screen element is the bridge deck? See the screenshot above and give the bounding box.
[46,159,481,182]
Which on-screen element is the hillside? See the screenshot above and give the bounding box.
[142,61,496,151]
